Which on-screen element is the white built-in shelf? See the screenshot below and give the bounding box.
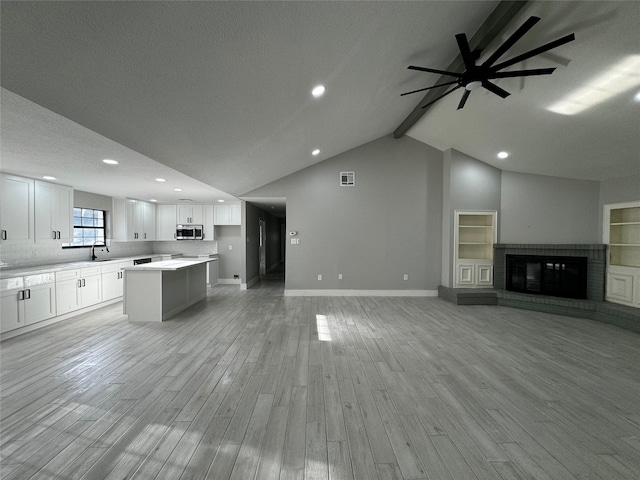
[604,201,640,307]
[454,211,497,286]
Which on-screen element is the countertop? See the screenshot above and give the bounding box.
[121,257,216,272]
[0,253,186,278]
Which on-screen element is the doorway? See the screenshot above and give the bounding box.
[259,218,267,276]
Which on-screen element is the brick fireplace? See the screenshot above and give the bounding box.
[494,244,606,301]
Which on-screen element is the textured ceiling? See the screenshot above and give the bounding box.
[1,1,638,207]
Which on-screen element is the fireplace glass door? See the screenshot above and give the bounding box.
[506,255,587,299]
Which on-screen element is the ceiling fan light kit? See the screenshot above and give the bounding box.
[402,16,575,110]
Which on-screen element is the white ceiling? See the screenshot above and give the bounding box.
[1,1,638,209]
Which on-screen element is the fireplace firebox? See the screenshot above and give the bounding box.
[506,255,588,299]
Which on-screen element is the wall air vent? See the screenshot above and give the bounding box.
[340,172,355,186]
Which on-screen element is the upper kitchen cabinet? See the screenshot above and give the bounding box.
[34,180,73,243]
[156,204,177,241]
[177,204,204,224]
[214,204,241,225]
[112,198,156,241]
[158,204,215,241]
[1,174,34,245]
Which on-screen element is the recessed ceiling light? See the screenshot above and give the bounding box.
[155,178,166,182]
[102,159,119,165]
[42,175,56,180]
[174,188,183,192]
[635,90,640,102]
[311,85,326,98]
[150,199,157,202]
[312,149,320,156]
[497,151,509,159]
[217,199,225,203]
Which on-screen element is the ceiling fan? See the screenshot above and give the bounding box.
[402,16,575,110]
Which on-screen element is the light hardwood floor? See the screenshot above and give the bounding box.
[1,276,640,479]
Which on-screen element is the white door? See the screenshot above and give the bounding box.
[456,264,475,286]
[24,283,57,325]
[1,288,24,333]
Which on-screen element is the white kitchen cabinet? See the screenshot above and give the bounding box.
[177,204,204,224]
[102,260,132,301]
[1,275,56,333]
[112,198,156,241]
[56,266,102,314]
[23,276,57,325]
[204,204,215,241]
[156,204,177,241]
[34,180,73,243]
[454,210,497,288]
[0,174,34,245]
[1,278,25,333]
[604,201,640,307]
[214,204,241,225]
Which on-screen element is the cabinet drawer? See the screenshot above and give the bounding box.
[80,266,102,277]
[1,277,24,291]
[100,263,121,274]
[56,269,81,282]
[24,273,55,286]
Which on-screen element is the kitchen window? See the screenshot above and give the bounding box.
[62,208,106,248]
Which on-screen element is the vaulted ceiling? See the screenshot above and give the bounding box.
[1,1,638,206]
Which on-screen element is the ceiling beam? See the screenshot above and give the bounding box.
[393,0,528,138]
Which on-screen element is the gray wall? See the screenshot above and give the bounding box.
[442,149,502,286]
[500,171,600,244]
[245,134,443,291]
[215,225,243,280]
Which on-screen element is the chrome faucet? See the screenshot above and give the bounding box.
[91,240,109,261]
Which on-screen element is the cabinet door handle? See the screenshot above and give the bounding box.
[25,289,31,300]
[52,230,57,239]
[82,279,86,287]
[144,233,147,239]
[78,279,82,288]
[57,231,61,239]
[18,290,24,300]
[1,230,6,240]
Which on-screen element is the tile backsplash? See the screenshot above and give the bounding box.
[0,240,218,269]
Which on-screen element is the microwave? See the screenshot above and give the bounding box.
[176,224,204,240]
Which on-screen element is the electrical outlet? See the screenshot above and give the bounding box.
[228,245,233,250]
[338,273,343,280]
[403,274,409,280]
[317,274,322,281]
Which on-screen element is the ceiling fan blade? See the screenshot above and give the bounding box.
[481,80,510,98]
[489,67,556,78]
[457,90,471,110]
[408,65,463,78]
[420,85,462,109]
[400,80,459,96]
[482,16,540,67]
[455,33,476,71]
[492,33,575,71]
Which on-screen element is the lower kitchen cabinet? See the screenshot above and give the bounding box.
[56,267,102,315]
[0,274,56,333]
[102,261,132,301]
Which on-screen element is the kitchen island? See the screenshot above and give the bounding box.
[122,258,214,322]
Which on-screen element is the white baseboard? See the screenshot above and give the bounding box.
[218,278,241,285]
[241,276,260,290]
[284,289,439,297]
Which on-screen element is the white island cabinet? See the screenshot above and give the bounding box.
[122,258,213,322]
